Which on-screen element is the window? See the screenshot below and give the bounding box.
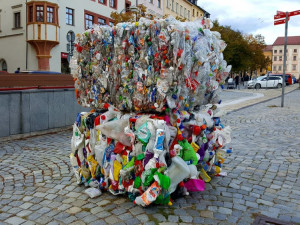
[279,49,282,53]
[180,6,182,16]
[188,10,190,20]
[293,56,297,61]
[176,3,178,13]
[66,8,74,25]
[36,6,44,22]
[274,49,277,54]
[279,65,282,71]
[167,0,169,8]
[149,0,153,3]
[158,0,161,8]
[294,49,297,53]
[193,9,195,16]
[293,65,297,70]
[14,12,21,28]
[1,60,7,72]
[273,66,276,71]
[109,0,116,8]
[184,8,186,18]
[109,21,114,27]
[47,7,54,23]
[29,6,33,22]
[172,0,174,11]
[85,14,93,29]
[279,56,282,61]
[98,18,105,25]
[274,56,277,61]
[99,0,105,3]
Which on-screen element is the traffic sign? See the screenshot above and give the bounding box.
[274,18,287,25]
[277,10,286,16]
[274,10,300,19]
[289,10,300,17]
[274,14,286,20]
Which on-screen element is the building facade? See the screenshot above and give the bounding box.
[0,0,129,73]
[257,45,272,76]
[136,0,164,18]
[163,0,209,21]
[272,36,300,79]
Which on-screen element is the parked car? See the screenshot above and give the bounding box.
[269,74,293,85]
[227,77,235,89]
[247,76,283,89]
[292,75,297,84]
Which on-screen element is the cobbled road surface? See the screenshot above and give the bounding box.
[0,90,299,225]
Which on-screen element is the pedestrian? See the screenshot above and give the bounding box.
[15,67,20,73]
[235,74,240,89]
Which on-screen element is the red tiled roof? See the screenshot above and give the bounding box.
[273,36,300,46]
[264,45,273,51]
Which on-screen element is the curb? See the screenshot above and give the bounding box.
[0,126,72,143]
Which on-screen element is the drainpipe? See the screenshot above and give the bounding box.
[26,0,28,70]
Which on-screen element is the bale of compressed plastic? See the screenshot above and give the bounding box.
[70,17,231,112]
[70,17,232,207]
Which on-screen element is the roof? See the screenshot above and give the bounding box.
[264,45,273,51]
[184,0,210,17]
[273,36,300,46]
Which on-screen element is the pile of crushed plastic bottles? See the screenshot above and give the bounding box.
[70,17,232,206]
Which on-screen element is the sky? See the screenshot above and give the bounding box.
[198,0,300,45]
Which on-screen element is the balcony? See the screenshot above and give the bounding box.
[26,1,60,71]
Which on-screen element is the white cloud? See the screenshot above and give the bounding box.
[198,0,300,44]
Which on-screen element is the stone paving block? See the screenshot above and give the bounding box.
[66,206,82,214]
[97,211,111,219]
[200,210,213,219]
[22,221,36,225]
[152,213,167,222]
[16,209,32,217]
[167,215,179,223]
[180,215,193,223]
[35,215,53,224]
[125,218,140,225]
[4,216,26,225]
[89,220,107,225]
[118,213,132,220]
[129,206,145,215]
[136,213,149,223]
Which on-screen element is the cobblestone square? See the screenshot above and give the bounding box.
[0,90,299,224]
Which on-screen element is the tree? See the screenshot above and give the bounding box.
[212,20,269,76]
[212,20,251,73]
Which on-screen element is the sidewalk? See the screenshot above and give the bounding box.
[220,84,299,112]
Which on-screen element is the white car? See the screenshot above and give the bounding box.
[247,76,283,89]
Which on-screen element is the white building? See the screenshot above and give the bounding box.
[136,0,164,18]
[0,0,130,73]
[272,36,300,78]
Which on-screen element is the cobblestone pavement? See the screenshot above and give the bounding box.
[0,90,299,225]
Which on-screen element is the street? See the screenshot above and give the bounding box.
[0,90,299,225]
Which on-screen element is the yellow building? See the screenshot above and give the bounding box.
[257,45,272,76]
[163,0,210,21]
